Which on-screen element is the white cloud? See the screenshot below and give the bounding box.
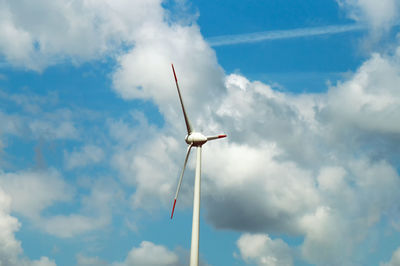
[0,187,56,266]
[64,145,105,170]
[0,0,164,70]
[78,241,205,266]
[202,69,400,264]
[212,74,322,165]
[321,52,400,135]
[381,247,400,266]
[0,166,122,238]
[0,187,21,265]
[236,234,293,266]
[104,14,400,261]
[109,111,193,211]
[0,168,73,219]
[111,45,400,266]
[1,0,400,265]
[203,142,319,234]
[300,206,352,265]
[112,241,180,266]
[113,133,182,210]
[111,21,225,129]
[28,257,57,266]
[337,0,400,32]
[76,254,108,266]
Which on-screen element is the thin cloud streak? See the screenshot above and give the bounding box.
[207,24,365,46]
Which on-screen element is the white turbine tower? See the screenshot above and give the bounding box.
[170,64,226,266]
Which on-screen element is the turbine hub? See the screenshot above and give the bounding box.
[186,132,207,146]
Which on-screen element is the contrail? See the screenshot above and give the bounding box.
[207,24,366,47]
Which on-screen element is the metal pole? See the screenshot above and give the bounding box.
[190,146,201,266]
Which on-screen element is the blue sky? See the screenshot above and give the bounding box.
[1,0,400,265]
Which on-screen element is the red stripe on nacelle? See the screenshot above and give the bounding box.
[171,199,177,219]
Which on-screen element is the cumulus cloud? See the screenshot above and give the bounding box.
[317,159,400,229]
[321,52,400,135]
[112,241,180,266]
[0,187,22,265]
[0,165,122,238]
[77,241,209,266]
[28,257,57,266]
[111,22,225,128]
[203,142,319,234]
[236,233,293,266]
[113,132,183,210]
[0,89,118,238]
[1,0,400,265]
[0,188,56,266]
[337,0,400,32]
[204,66,400,264]
[109,110,198,211]
[114,46,400,266]
[0,0,164,70]
[0,168,73,219]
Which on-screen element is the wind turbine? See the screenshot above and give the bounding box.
[170,64,226,266]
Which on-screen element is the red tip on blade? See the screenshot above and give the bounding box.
[171,199,177,219]
[171,64,178,83]
[218,134,227,138]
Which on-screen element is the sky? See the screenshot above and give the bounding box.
[1,0,400,265]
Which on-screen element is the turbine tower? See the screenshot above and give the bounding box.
[170,64,226,266]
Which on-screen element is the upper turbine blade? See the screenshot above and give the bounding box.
[171,64,193,134]
[171,144,193,219]
[206,134,227,141]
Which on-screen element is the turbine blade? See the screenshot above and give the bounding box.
[171,64,193,134]
[171,144,193,219]
[206,134,227,141]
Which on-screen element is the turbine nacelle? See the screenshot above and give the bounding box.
[185,132,207,146]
